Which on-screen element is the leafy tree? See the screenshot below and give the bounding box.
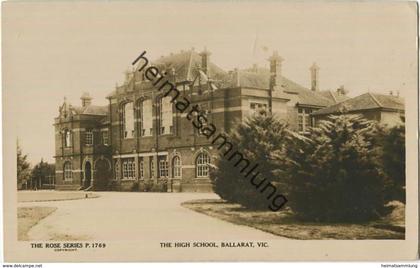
[17,142,31,190]
[210,111,290,210]
[380,124,405,203]
[286,115,386,222]
[31,159,55,189]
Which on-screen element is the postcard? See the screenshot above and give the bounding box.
[2,0,418,262]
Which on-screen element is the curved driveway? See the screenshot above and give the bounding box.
[19,192,283,241]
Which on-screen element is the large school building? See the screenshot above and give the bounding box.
[54,48,349,191]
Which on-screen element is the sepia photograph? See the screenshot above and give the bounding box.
[2,0,418,263]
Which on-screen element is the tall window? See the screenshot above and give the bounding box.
[122,102,134,139]
[138,157,144,179]
[85,130,93,146]
[158,156,169,178]
[298,108,313,133]
[172,156,182,178]
[122,158,135,180]
[136,100,143,136]
[142,99,153,136]
[63,162,73,181]
[159,96,173,135]
[197,104,210,136]
[114,160,120,180]
[102,131,109,145]
[196,153,211,177]
[64,129,72,147]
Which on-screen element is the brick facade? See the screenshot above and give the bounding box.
[54,49,340,192]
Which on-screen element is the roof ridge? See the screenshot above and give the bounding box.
[367,92,382,108]
[328,90,338,103]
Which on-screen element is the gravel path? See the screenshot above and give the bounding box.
[18,192,284,241]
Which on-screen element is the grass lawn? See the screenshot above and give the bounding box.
[18,207,57,241]
[182,199,405,240]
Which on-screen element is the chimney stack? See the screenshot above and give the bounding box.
[199,47,211,75]
[124,68,134,84]
[81,92,92,107]
[337,85,347,95]
[310,62,319,91]
[233,68,241,87]
[268,51,284,90]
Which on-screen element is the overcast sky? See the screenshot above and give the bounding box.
[3,1,417,165]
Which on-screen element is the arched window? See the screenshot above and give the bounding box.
[121,102,134,139]
[172,156,182,178]
[114,160,120,180]
[196,153,211,177]
[63,162,73,181]
[64,129,72,147]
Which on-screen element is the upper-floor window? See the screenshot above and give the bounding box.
[159,96,173,135]
[136,100,143,136]
[102,130,109,146]
[197,104,210,136]
[63,162,73,181]
[298,107,314,133]
[85,130,93,146]
[64,129,72,147]
[122,102,134,139]
[250,102,267,115]
[122,158,135,180]
[142,99,153,136]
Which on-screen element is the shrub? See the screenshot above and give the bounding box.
[142,179,167,192]
[131,181,139,192]
[152,179,168,192]
[286,115,386,222]
[143,180,154,192]
[210,112,290,210]
[381,124,405,203]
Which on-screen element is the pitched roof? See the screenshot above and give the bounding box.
[108,50,334,108]
[312,92,405,116]
[153,49,228,82]
[319,90,350,104]
[73,105,108,116]
[233,67,334,107]
[107,49,229,98]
